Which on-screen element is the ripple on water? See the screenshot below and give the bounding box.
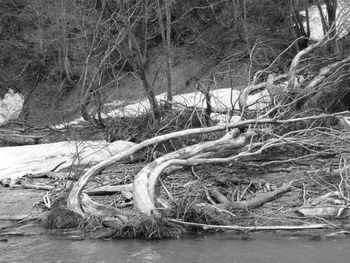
[1,233,350,263]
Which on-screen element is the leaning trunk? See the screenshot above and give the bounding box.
[139,69,161,122]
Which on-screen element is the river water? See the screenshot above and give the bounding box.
[1,232,350,263]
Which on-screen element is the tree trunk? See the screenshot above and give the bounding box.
[325,0,340,53]
[290,0,310,51]
[139,69,161,122]
[165,0,173,103]
[133,130,256,216]
[156,0,173,104]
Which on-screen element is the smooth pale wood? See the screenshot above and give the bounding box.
[133,130,241,215]
[144,132,253,215]
[143,145,290,216]
[81,193,127,218]
[216,183,292,210]
[167,219,330,231]
[289,33,332,82]
[296,206,350,218]
[67,111,349,215]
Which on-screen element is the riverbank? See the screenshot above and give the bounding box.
[1,128,350,240]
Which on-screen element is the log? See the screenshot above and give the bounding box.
[216,183,292,210]
[288,33,333,83]
[210,188,231,204]
[167,219,331,231]
[0,133,44,145]
[81,194,127,218]
[5,182,53,191]
[27,171,67,180]
[146,141,255,205]
[296,206,350,218]
[134,130,255,216]
[67,111,349,215]
[16,183,53,191]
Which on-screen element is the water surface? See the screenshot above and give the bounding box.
[1,232,350,263]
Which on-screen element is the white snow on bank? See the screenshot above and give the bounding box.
[1,88,270,183]
[105,88,270,117]
[0,89,24,124]
[301,0,350,40]
[54,88,270,129]
[0,140,136,184]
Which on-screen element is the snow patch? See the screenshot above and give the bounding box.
[53,88,270,129]
[104,89,270,123]
[0,140,136,184]
[0,89,24,124]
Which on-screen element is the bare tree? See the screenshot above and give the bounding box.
[65,0,162,125]
[156,0,173,104]
[116,0,161,122]
[290,0,311,51]
[316,0,340,53]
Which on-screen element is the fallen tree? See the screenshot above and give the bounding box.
[2,28,350,240]
[50,109,350,239]
[66,109,349,214]
[58,29,350,238]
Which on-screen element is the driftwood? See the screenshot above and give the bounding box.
[67,123,260,214]
[288,32,334,83]
[0,132,45,145]
[81,194,127,218]
[214,183,292,210]
[296,206,350,218]
[179,183,292,223]
[167,219,331,232]
[296,191,350,218]
[11,183,54,191]
[133,129,253,215]
[70,129,287,217]
[67,112,350,215]
[238,32,336,111]
[27,171,67,180]
[2,30,350,238]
